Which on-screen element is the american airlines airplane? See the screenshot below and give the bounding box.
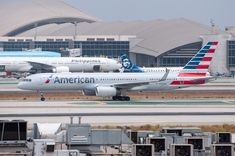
[0,57,121,73]
[18,42,218,101]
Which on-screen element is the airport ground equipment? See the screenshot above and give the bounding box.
[185,137,204,150]
[215,132,232,144]
[132,144,154,156]
[0,120,27,145]
[33,139,81,156]
[146,137,167,155]
[127,130,138,144]
[0,120,29,155]
[127,130,160,144]
[211,144,234,156]
[2,120,235,155]
[185,137,207,156]
[33,123,62,139]
[170,144,193,156]
[66,123,132,154]
[160,127,202,136]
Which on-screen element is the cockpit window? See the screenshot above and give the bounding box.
[23,79,32,82]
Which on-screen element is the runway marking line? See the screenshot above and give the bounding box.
[0,82,18,84]
[105,101,230,105]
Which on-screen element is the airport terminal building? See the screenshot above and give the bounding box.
[1,0,235,76]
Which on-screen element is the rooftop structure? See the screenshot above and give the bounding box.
[16,18,213,57]
[0,0,97,36]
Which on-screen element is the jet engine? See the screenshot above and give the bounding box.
[95,86,118,97]
[52,66,70,73]
[82,90,96,96]
[93,65,101,72]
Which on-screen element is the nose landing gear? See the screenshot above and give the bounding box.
[40,92,45,101]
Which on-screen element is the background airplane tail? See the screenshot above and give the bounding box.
[171,41,218,85]
[120,54,143,72]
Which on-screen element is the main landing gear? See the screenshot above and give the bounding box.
[112,96,130,101]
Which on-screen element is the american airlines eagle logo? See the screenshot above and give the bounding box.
[45,75,53,84]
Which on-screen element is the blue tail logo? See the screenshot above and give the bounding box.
[120,54,144,72]
[120,54,133,70]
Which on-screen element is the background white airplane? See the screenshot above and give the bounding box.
[120,53,211,78]
[0,57,121,73]
[120,53,182,72]
[18,42,218,101]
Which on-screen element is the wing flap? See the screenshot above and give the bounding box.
[105,68,170,89]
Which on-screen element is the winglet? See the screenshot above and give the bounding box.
[159,68,170,81]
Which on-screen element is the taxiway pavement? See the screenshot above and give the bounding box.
[0,99,235,125]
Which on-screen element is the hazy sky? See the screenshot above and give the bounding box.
[64,0,234,29]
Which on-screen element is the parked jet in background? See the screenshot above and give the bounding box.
[18,42,218,101]
[120,53,182,73]
[120,53,211,77]
[0,57,121,73]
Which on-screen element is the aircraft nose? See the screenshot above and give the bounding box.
[17,82,23,89]
[17,81,27,90]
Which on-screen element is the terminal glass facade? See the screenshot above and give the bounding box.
[0,40,129,58]
[228,40,235,67]
[159,42,202,67]
[34,41,70,52]
[134,42,202,67]
[3,41,30,51]
[75,41,129,58]
[0,40,202,67]
[135,54,156,67]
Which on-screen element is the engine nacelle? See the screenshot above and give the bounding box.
[82,90,96,96]
[52,66,70,73]
[95,86,117,97]
[93,65,101,72]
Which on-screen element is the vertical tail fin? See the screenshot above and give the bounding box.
[170,41,218,85]
[120,54,143,72]
[178,41,218,77]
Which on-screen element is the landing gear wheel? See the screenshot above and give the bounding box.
[120,96,126,101]
[122,96,130,101]
[40,97,45,101]
[112,96,130,101]
[112,96,118,101]
[125,96,130,101]
[40,92,45,101]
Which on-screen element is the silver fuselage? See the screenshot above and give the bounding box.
[0,57,121,72]
[18,70,208,92]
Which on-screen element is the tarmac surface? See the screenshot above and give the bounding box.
[0,99,235,126]
[0,77,235,126]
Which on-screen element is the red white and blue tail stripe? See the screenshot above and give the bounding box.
[171,41,218,85]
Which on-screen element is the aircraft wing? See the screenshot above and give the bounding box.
[111,81,150,89]
[105,68,170,89]
[26,61,55,71]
